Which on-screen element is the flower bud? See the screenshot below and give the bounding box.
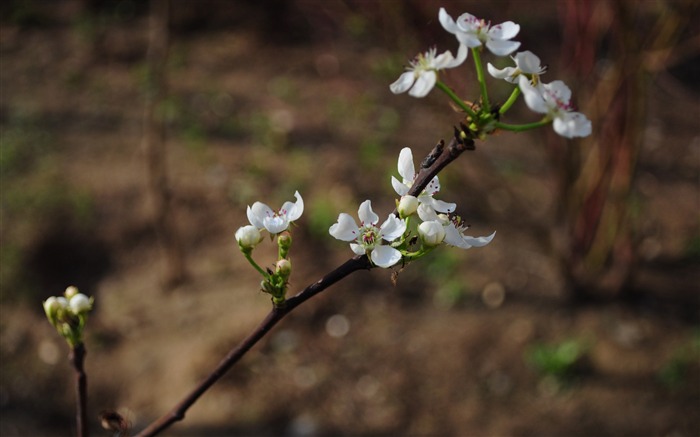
[418,220,446,247]
[276,259,292,278]
[69,293,92,315]
[277,233,292,256]
[64,285,79,299]
[43,296,65,325]
[236,225,263,250]
[398,195,419,218]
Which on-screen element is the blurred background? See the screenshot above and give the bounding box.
[1,0,698,435]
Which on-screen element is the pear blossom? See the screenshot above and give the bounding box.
[329,200,407,268]
[439,8,520,56]
[390,44,467,98]
[518,76,592,138]
[69,293,92,315]
[397,195,419,218]
[417,204,495,249]
[247,191,304,234]
[487,50,546,83]
[391,147,456,214]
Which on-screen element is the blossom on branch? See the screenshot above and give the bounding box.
[518,76,592,138]
[391,147,456,214]
[390,45,467,98]
[439,8,520,56]
[487,50,546,83]
[246,191,304,234]
[329,200,407,268]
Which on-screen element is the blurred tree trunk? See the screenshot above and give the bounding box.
[554,0,693,300]
[143,0,187,289]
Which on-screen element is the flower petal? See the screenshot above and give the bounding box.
[263,216,289,234]
[379,215,407,242]
[485,39,521,56]
[438,8,458,34]
[487,63,514,80]
[429,198,457,214]
[282,191,304,222]
[434,44,468,69]
[514,51,543,74]
[247,202,274,229]
[370,246,402,268]
[462,231,496,247]
[553,112,592,138]
[417,203,439,222]
[408,71,437,97]
[488,21,520,40]
[519,75,548,114]
[350,243,366,256]
[390,71,416,95]
[392,176,410,196]
[329,213,359,241]
[358,200,379,226]
[397,147,415,182]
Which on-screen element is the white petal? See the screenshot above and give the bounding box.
[390,71,415,95]
[397,147,415,182]
[430,198,457,214]
[487,63,514,80]
[488,21,520,40]
[514,51,543,74]
[433,44,468,69]
[408,71,437,98]
[417,203,439,221]
[544,80,572,105]
[370,246,402,268]
[553,112,592,138]
[457,33,482,48]
[263,216,289,234]
[283,191,304,222]
[350,243,366,256]
[455,12,479,32]
[444,224,468,248]
[358,200,379,226]
[518,75,548,114]
[247,202,273,229]
[462,231,496,247]
[329,213,359,241]
[438,8,458,34]
[392,176,410,196]
[379,215,407,242]
[486,39,521,57]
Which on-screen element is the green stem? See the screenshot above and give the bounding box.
[495,119,551,132]
[435,81,477,119]
[471,47,490,110]
[499,87,521,114]
[244,252,270,279]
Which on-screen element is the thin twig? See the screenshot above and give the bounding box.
[134,132,474,437]
[71,343,88,437]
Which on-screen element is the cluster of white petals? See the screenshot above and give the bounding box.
[246,191,304,234]
[417,204,496,249]
[518,76,592,138]
[390,45,467,98]
[487,50,546,83]
[439,8,520,56]
[329,200,407,268]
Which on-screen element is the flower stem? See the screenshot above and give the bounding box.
[435,81,476,119]
[499,87,521,114]
[495,119,551,132]
[244,252,270,279]
[471,47,490,110]
[70,343,88,437]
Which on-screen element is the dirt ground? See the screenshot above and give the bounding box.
[1,1,699,436]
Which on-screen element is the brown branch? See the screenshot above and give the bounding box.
[134,131,474,437]
[70,343,88,437]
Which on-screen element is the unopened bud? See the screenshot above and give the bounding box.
[277,233,292,256]
[236,225,263,251]
[69,293,92,315]
[398,195,419,218]
[276,259,292,277]
[418,221,446,247]
[64,285,79,299]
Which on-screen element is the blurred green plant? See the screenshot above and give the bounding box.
[658,331,700,390]
[526,338,590,384]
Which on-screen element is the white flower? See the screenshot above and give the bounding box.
[518,76,592,138]
[247,191,304,234]
[235,225,263,250]
[439,8,520,56]
[69,293,92,315]
[391,147,456,214]
[329,200,407,268]
[390,45,467,98]
[417,204,495,249]
[487,50,546,83]
[418,221,446,246]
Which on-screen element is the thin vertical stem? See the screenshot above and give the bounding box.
[471,47,491,110]
[71,343,88,437]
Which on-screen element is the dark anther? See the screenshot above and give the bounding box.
[421,140,445,169]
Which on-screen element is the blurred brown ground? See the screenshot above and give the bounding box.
[1,1,698,436]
